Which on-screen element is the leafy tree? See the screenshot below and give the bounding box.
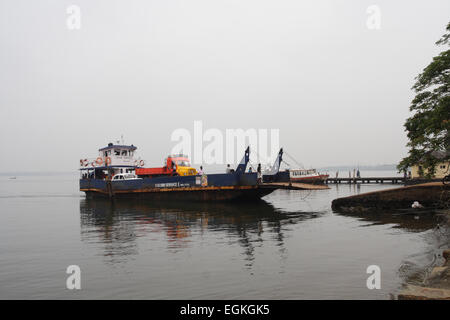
[398,22,450,177]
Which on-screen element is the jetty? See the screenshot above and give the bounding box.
[326,177,405,184]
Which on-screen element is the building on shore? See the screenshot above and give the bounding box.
[410,151,449,179]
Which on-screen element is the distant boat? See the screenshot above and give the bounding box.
[9,177,17,180]
[289,169,329,184]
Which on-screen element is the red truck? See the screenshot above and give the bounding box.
[135,154,197,178]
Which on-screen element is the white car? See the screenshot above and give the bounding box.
[112,173,141,181]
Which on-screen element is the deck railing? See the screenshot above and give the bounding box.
[79,156,145,168]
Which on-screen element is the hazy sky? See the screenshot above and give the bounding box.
[1,0,449,172]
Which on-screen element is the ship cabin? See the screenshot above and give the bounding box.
[80,143,144,180]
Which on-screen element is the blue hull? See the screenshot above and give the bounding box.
[262,171,290,183]
[80,172,276,201]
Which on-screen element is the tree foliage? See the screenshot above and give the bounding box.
[398,22,450,177]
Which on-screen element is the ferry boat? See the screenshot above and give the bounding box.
[79,142,277,201]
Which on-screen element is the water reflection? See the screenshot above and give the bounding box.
[334,208,442,232]
[334,206,450,291]
[79,198,322,267]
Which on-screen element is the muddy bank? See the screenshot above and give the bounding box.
[331,182,449,213]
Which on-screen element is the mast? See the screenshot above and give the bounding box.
[267,148,283,175]
[235,146,250,174]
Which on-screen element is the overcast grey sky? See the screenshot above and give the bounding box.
[0,0,449,172]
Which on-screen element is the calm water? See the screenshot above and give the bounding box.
[0,173,447,299]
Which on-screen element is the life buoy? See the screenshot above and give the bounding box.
[83,159,89,167]
[95,157,103,165]
[105,156,111,165]
[139,160,144,167]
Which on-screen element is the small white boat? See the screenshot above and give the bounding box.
[289,169,329,184]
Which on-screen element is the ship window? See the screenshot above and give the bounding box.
[122,150,127,156]
[114,149,120,156]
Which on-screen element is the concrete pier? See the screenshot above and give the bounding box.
[326,177,405,184]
